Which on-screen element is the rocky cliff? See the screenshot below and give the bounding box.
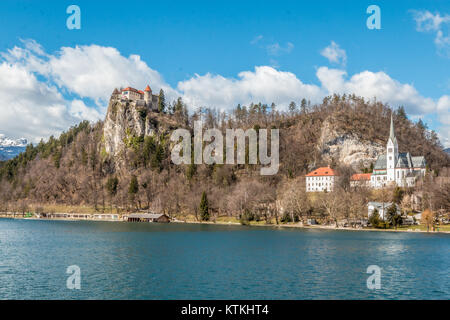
[102,97,179,163]
[318,119,384,168]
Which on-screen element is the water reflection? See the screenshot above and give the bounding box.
[0,219,448,299]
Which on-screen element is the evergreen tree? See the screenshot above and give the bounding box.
[128,175,139,196]
[288,101,297,114]
[106,176,119,196]
[143,136,156,166]
[300,98,307,114]
[392,187,404,204]
[397,106,407,120]
[158,89,166,113]
[386,204,402,229]
[174,97,183,113]
[369,209,381,228]
[199,191,209,221]
[150,143,164,171]
[106,176,119,212]
[53,149,62,168]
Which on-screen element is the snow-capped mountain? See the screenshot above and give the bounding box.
[0,134,27,160]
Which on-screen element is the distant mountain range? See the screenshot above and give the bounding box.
[0,134,27,161]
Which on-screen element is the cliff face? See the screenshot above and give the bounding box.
[102,98,179,163]
[103,99,155,156]
[318,119,384,168]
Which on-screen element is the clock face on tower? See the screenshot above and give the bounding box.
[388,148,393,153]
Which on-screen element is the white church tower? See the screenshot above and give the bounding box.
[386,113,398,182]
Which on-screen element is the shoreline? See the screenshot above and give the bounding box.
[171,219,450,234]
[2,213,448,234]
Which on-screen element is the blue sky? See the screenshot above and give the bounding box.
[0,0,449,146]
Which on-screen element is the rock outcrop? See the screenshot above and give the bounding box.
[102,97,179,165]
[318,119,384,168]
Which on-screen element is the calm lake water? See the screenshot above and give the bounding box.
[0,219,449,300]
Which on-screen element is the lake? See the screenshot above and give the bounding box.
[0,219,448,299]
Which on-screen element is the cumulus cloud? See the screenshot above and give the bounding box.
[0,63,76,141]
[316,67,437,115]
[0,40,177,142]
[178,65,450,146]
[0,39,449,147]
[2,40,178,105]
[320,41,347,66]
[412,10,450,56]
[178,66,323,110]
[48,45,178,104]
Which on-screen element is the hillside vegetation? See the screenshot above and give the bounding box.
[0,94,449,221]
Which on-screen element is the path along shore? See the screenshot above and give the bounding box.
[1,212,448,234]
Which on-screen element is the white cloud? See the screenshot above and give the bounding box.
[178,65,450,146]
[2,41,178,105]
[69,100,103,122]
[266,42,294,56]
[437,127,450,149]
[320,41,347,66]
[48,45,177,104]
[0,40,178,142]
[316,67,437,115]
[0,39,449,148]
[413,10,449,32]
[412,10,450,57]
[0,63,77,142]
[250,35,263,45]
[178,66,323,110]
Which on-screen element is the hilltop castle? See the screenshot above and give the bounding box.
[111,85,159,112]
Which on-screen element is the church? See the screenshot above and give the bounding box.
[370,114,426,188]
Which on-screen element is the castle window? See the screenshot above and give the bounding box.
[388,148,393,153]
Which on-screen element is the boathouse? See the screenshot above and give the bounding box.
[127,213,170,223]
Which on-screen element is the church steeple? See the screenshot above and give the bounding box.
[386,111,398,177]
[388,112,396,144]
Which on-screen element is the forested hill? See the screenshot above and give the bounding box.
[0,94,448,213]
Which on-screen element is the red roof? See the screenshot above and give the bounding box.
[350,173,372,181]
[122,87,140,93]
[144,85,152,92]
[305,167,337,177]
[121,87,145,95]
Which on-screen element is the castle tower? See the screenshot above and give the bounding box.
[112,88,120,98]
[144,85,152,106]
[386,112,398,182]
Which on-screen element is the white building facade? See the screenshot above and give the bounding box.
[368,202,399,220]
[370,114,426,188]
[306,167,338,192]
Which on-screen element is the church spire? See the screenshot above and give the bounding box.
[389,112,396,143]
